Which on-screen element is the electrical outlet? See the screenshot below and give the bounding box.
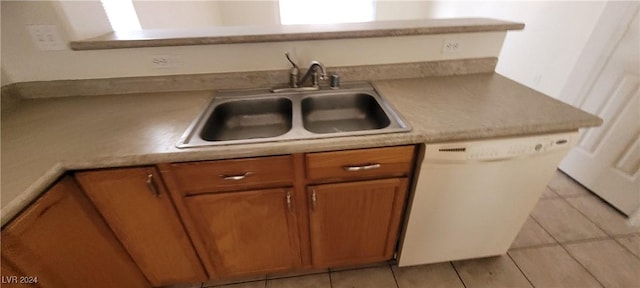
[150,55,175,69]
[27,25,66,51]
[442,39,462,54]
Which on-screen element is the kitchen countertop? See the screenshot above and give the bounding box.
[71,18,523,50]
[0,73,601,225]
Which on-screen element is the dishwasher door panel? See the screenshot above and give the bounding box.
[398,132,577,267]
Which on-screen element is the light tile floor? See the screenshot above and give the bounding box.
[175,170,640,288]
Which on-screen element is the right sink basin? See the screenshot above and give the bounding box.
[301,92,391,134]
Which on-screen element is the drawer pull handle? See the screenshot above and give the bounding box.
[311,189,317,211]
[286,191,292,212]
[220,172,253,181]
[146,174,160,197]
[343,163,381,171]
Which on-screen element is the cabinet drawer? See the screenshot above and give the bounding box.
[169,155,294,195]
[306,145,415,181]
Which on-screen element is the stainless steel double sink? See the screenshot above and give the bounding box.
[176,82,410,148]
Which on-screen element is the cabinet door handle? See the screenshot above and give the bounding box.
[343,163,381,171]
[219,171,253,181]
[286,191,292,212]
[311,189,317,211]
[146,174,160,197]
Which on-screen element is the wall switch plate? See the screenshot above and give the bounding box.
[442,39,462,53]
[27,25,66,51]
[150,55,176,69]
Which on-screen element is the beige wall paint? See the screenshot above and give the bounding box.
[375,1,437,21]
[0,1,505,83]
[133,1,222,29]
[1,68,11,86]
[430,1,607,99]
[217,1,281,26]
[0,0,609,98]
[53,0,111,40]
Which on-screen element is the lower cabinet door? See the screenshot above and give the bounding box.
[76,167,207,286]
[1,176,150,288]
[308,178,408,268]
[185,188,302,277]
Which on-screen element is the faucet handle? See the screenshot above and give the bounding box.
[285,52,299,88]
[285,52,298,68]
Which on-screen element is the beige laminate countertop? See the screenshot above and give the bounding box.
[0,73,601,225]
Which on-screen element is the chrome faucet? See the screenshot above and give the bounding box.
[297,60,327,88]
[272,53,327,93]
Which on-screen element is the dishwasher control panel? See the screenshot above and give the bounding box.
[428,133,576,161]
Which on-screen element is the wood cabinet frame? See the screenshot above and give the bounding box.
[159,145,417,280]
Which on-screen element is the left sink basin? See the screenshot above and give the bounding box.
[200,97,292,141]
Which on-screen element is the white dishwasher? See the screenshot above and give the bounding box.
[398,132,578,266]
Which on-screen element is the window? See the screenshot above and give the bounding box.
[279,0,375,25]
[101,0,141,32]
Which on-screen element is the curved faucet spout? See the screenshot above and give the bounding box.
[297,61,327,87]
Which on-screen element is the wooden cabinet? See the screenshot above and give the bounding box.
[308,178,409,267]
[161,145,414,279]
[1,176,149,288]
[75,167,206,287]
[168,155,294,195]
[3,145,414,285]
[160,156,302,278]
[305,146,414,181]
[305,146,414,268]
[184,188,301,276]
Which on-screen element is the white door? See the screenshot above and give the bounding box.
[559,3,639,216]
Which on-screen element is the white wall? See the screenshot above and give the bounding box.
[429,1,607,99]
[0,1,504,83]
[53,0,111,40]
[218,1,280,26]
[0,0,609,93]
[133,1,222,29]
[375,1,437,21]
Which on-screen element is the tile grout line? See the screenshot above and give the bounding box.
[613,236,640,261]
[547,181,593,199]
[558,241,606,288]
[530,196,610,244]
[559,176,640,262]
[556,170,601,197]
[530,190,607,287]
[560,194,615,239]
[552,171,631,219]
[545,180,640,242]
[449,261,468,288]
[524,198,608,287]
[528,212,607,287]
[550,178,611,288]
[528,211,562,244]
[388,264,400,288]
[265,270,328,281]
[205,275,267,288]
[558,235,617,245]
[506,252,535,288]
[561,192,640,239]
[509,241,561,251]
